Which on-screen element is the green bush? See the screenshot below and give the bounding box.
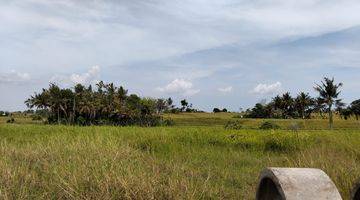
[288,121,304,131]
[224,120,243,130]
[259,121,280,130]
[162,119,175,126]
[232,114,244,118]
[264,134,298,152]
[6,118,15,123]
[31,115,42,121]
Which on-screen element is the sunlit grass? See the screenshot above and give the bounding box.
[0,124,359,199]
[164,112,360,129]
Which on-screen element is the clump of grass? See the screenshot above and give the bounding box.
[263,133,300,152]
[232,114,244,118]
[31,115,42,121]
[161,118,175,126]
[224,120,243,130]
[259,121,280,130]
[288,121,304,131]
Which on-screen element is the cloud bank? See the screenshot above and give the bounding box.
[251,82,282,95]
[157,79,200,96]
[218,86,233,93]
[51,66,100,86]
[0,70,30,84]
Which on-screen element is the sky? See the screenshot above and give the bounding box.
[1,0,360,111]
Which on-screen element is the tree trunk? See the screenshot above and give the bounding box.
[302,109,305,119]
[72,96,76,125]
[57,107,60,125]
[329,104,333,129]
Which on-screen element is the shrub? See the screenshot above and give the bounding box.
[76,116,88,126]
[259,121,280,130]
[213,108,228,113]
[288,121,304,131]
[232,114,243,118]
[161,119,175,126]
[213,108,221,113]
[264,134,298,152]
[224,120,243,130]
[32,115,42,121]
[6,118,15,123]
[170,108,180,114]
[0,111,10,117]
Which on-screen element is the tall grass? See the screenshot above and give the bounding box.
[0,124,359,199]
[164,113,360,129]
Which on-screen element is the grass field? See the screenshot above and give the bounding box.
[0,114,360,199]
[164,112,360,130]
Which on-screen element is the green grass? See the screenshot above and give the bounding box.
[0,123,360,199]
[164,112,360,129]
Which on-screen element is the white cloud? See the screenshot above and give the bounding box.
[218,86,233,93]
[51,65,100,85]
[70,65,100,85]
[251,82,282,95]
[157,78,200,96]
[0,70,30,84]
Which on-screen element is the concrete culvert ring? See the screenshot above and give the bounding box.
[256,168,342,200]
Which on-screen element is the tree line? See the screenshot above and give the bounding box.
[16,77,360,128]
[0,111,10,116]
[24,81,203,126]
[244,77,359,129]
[25,82,178,126]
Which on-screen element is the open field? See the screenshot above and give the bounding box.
[164,112,360,130]
[0,114,360,199]
[3,112,360,130]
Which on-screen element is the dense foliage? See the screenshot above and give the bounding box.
[259,121,280,130]
[341,99,360,120]
[25,82,174,126]
[244,92,317,119]
[0,111,10,116]
[224,120,243,130]
[213,108,228,113]
[16,77,360,128]
[244,77,350,125]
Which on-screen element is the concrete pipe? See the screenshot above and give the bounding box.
[256,167,342,200]
[351,179,360,200]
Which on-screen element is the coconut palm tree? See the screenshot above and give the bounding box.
[272,95,282,110]
[350,99,360,120]
[281,92,294,118]
[314,77,343,129]
[295,92,314,119]
[25,81,164,126]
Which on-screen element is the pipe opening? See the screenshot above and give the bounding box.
[256,177,283,200]
[353,186,360,200]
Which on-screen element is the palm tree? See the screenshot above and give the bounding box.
[269,95,283,118]
[295,92,314,119]
[25,81,164,126]
[272,95,282,110]
[281,92,294,118]
[350,99,360,120]
[314,77,343,129]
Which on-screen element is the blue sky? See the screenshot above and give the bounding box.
[1,0,360,111]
